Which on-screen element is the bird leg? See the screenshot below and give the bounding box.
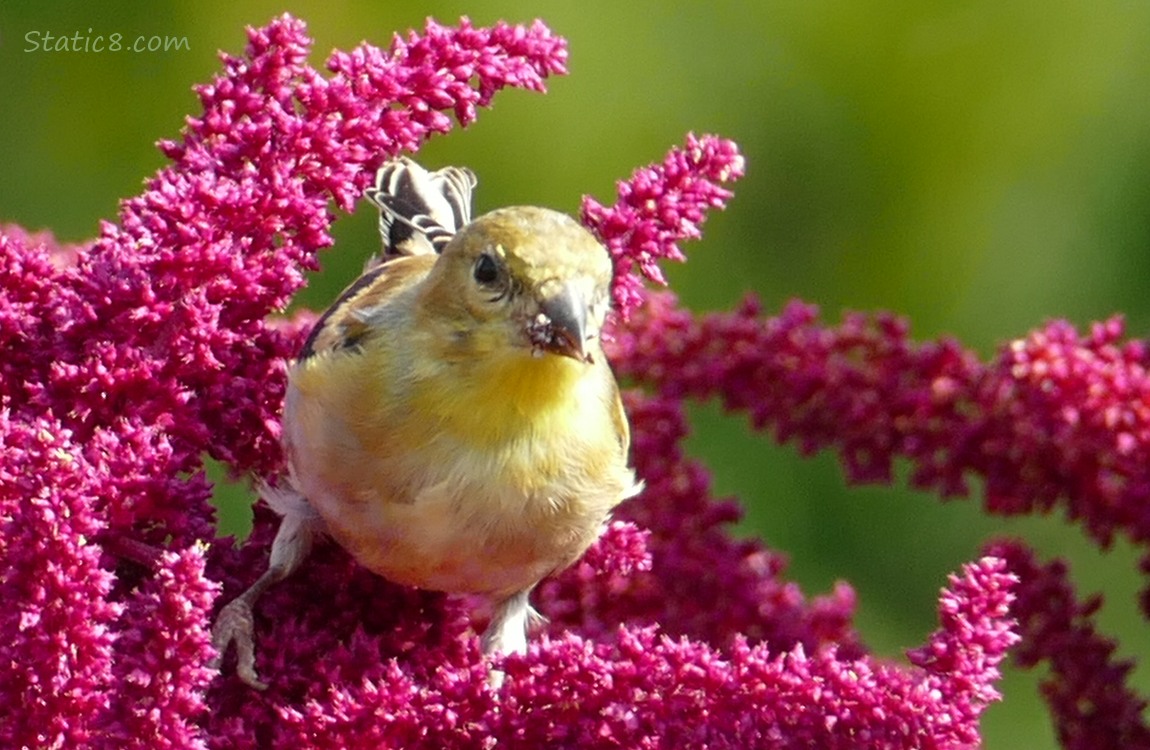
[211,509,320,690]
[481,588,540,688]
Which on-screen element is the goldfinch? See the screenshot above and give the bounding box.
[212,158,641,689]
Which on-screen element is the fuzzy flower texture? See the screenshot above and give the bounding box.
[0,14,1145,750]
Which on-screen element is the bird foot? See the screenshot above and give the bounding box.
[210,595,268,691]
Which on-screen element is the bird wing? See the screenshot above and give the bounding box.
[297,255,435,360]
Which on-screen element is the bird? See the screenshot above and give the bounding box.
[211,157,641,689]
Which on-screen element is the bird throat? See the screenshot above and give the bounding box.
[420,350,588,446]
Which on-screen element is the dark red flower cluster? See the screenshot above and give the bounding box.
[610,290,1150,600]
[986,541,1150,750]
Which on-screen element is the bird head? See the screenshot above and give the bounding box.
[421,206,613,364]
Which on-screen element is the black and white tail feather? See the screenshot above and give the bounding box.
[365,157,477,261]
[297,158,478,359]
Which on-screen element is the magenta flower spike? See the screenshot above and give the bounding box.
[581,132,746,319]
[2,12,1147,749]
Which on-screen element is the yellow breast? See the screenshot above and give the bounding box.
[284,347,631,596]
[411,347,594,447]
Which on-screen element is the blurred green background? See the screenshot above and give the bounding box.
[3,1,1149,745]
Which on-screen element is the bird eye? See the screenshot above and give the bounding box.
[473,253,500,285]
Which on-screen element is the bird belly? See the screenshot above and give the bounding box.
[284,386,619,596]
[302,456,607,596]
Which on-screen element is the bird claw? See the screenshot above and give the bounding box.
[487,665,508,690]
[211,596,268,691]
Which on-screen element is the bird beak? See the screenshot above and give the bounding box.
[530,283,593,363]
